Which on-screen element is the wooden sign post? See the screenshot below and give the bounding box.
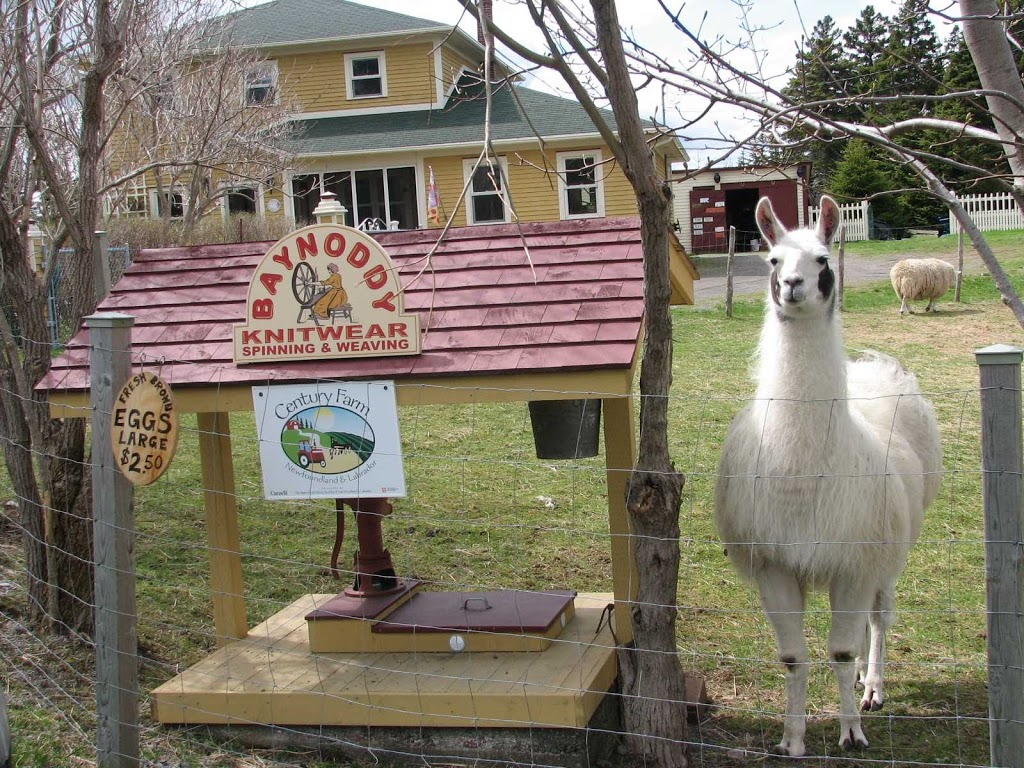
[87,312,138,767]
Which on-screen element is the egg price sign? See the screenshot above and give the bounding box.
[111,371,179,486]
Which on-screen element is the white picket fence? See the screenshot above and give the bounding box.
[948,192,1024,234]
[810,192,1024,241]
[809,200,871,241]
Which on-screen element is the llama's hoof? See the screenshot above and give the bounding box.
[840,728,869,751]
[860,695,884,711]
[859,684,884,711]
[772,738,805,757]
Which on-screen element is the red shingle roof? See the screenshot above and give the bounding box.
[40,217,685,394]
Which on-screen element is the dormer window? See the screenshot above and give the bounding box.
[345,52,386,99]
[245,62,277,106]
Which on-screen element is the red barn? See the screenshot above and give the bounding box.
[672,163,812,254]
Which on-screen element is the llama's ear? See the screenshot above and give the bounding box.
[817,196,841,245]
[755,197,785,248]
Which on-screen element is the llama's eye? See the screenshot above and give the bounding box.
[769,257,778,266]
[815,256,828,265]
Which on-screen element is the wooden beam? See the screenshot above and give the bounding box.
[602,395,637,645]
[197,412,247,645]
[48,369,636,417]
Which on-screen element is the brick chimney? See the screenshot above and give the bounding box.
[476,0,493,47]
[476,0,494,75]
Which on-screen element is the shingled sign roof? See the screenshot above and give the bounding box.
[39,218,695,396]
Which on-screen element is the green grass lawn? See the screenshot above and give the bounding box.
[3,230,1024,766]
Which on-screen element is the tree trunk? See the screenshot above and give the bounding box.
[592,1,688,765]
[960,0,1024,180]
[50,429,94,635]
[0,0,127,634]
[0,217,51,624]
[0,375,48,621]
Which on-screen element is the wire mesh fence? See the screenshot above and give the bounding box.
[46,242,132,348]
[2,330,1016,767]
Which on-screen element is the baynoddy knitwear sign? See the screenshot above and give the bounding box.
[233,224,421,364]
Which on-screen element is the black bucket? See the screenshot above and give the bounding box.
[528,399,602,459]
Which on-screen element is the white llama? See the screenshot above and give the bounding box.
[714,196,943,757]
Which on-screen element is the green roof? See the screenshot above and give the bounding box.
[291,78,622,156]
[223,0,452,48]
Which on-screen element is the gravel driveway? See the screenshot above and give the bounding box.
[692,248,981,306]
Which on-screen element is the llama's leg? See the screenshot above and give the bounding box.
[757,567,809,757]
[859,586,895,711]
[829,579,874,750]
[925,298,936,312]
[898,296,909,315]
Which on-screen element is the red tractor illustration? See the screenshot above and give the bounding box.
[297,440,327,468]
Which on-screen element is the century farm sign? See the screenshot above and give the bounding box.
[233,224,421,364]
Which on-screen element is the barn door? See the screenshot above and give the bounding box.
[689,188,727,252]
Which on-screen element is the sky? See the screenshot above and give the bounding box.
[361,0,908,164]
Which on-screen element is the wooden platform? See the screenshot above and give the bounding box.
[152,592,619,729]
[306,586,577,654]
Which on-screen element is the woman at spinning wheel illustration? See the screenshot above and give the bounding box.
[293,262,352,324]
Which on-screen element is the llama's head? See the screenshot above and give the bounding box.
[755,195,841,319]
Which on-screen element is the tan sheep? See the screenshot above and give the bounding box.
[889,258,956,315]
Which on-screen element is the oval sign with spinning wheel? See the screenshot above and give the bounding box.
[233,224,421,364]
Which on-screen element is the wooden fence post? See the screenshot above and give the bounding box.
[955,230,965,302]
[836,225,846,311]
[94,230,111,306]
[975,343,1024,768]
[86,312,138,767]
[725,226,736,318]
[0,683,10,768]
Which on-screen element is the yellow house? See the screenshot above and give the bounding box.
[116,0,688,231]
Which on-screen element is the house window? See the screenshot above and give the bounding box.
[245,62,277,106]
[558,150,604,219]
[227,187,258,215]
[463,158,510,225]
[291,167,419,230]
[118,181,149,217]
[124,191,148,217]
[156,190,184,219]
[345,52,386,99]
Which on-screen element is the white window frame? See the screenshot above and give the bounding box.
[221,181,265,221]
[121,180,150,218]
[345,51,387,100]
[244,60,278,107]
[557,150,605,220]
[150,188,185,220]
[106,179,149,219]
[291,163,421,229]
[462,157,511,225]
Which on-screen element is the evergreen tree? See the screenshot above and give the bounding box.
[782,16,857,195]
[843,5,890,100]
[786,16,857,110]
[876,0,943,120]
[829,140,908,230]
[936,26,1007,192]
